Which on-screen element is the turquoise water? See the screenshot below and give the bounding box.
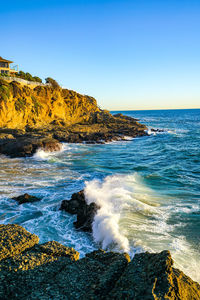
[0,109,199,282]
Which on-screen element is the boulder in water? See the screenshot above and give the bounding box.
[60,190,100,232]
[12,193,41,204]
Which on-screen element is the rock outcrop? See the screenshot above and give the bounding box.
[0,224,39,260]
[0,79,99,129]
[109,250,200,299]
[60,190,99,232]
[0,224,199,299]
[0,131,62,157]
[12,193,41,204]
[0,79,147,157]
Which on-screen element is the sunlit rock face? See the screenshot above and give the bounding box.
[0,78,148,157]
[0,79,100,129]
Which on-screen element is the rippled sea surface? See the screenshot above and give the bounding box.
[0,109,200,282]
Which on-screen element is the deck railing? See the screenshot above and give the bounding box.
[0,75,50,87]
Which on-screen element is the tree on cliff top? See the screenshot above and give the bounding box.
[16,71,42,83]
[45,77,60,89]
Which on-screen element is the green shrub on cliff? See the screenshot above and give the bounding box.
[25,72,34,82]
[33,76,42,83]
[31,95,42,115]
[0,81,11,103]
[45,77,60,89]
[16,71,42,83]
[16,71,26,80]
[15,98,26,111]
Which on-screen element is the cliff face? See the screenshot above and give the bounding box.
[0,78,148,157]
[0,79,100,129]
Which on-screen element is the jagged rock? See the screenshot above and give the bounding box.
[12,193,41,204]
[0,224,199,299]
[150,128,165,133]
[60,190,100,232]
[0,136,61,157]
[0,224,39,261]
[108,250,200,300]
[39,241,79,260]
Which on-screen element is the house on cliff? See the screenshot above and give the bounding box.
[0,56,18,75]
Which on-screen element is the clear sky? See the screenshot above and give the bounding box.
[1,0,200,110]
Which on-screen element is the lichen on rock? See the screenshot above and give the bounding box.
[0,224,39,261]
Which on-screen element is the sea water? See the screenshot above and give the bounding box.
[0,109,199,282]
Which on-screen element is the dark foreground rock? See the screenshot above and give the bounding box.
[0,133,62,158]
[60,190,99,232]
[12,193,41,204]
[0,224,199,300]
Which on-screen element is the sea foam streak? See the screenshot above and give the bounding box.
[84,173,158,253]
[33,143,71,161]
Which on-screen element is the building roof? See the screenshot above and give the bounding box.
[0,56,13,63]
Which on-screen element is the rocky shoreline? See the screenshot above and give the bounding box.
[1,78,197,299]
[0,224,199,299]
[0,112,148,158]
[0,79,148,158]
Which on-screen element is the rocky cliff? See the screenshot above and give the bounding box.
[0,79,100,129]
[0,224,200,299]
[0,78,148,157]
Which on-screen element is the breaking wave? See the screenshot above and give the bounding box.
[84,173,160,253]
[84,173,200,282]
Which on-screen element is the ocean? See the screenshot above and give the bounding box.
[0,109,199,282]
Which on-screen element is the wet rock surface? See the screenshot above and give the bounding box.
[60,190,100,232]
[12,193,41,204]
[0,134,62,158]
[0,224,200,299]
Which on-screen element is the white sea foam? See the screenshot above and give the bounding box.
[84,173,200,283]
[84,173,159,253]
[33,149,53,160]
[123,136,134,141]
[33,143,71,161]
[146,128,157,136]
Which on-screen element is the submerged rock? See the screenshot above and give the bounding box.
[12,193,41,204]
[60,190,100,232]
[0,224,199,299]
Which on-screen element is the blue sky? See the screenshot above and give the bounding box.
[1,0,200,110]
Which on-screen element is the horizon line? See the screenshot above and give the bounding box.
[109,107,200,112]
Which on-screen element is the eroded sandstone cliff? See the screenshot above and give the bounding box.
[0,79,100,129]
